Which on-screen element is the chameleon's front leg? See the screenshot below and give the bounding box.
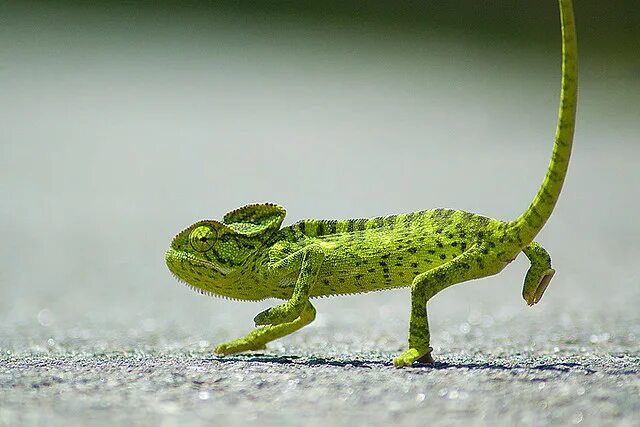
[215,245,324,356]
[215,302,316,355]
[253,244,324,326]
[394,245,503,368]
[522,241,555,306]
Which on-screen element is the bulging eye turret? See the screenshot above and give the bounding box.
[189,225,217,252]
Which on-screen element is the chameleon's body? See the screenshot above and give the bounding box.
[166,0,577,367]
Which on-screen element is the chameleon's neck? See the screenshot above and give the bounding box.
[508,0,577,245]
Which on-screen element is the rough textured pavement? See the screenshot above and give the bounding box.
[1,300,639,426]
[2,3,639,426]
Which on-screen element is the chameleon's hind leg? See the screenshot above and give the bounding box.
[215,302,316,356]
[393,245,503,368]
[522,242,555,306]
[393,284,433,367]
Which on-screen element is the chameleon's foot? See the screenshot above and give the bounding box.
[214,338,266,356]
[522,242,555,306]
[532,269,554,305]
[393,347,434,368]
[524,268,555,306]
[416,351,435,365]
[254,303,300,326]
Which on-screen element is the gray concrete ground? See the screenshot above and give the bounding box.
[1,3,639,426]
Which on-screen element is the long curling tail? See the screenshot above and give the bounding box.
[508,0,577,245]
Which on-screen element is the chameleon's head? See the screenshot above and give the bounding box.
[165,203,286,300]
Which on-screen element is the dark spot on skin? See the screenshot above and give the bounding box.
[447,232,454,239]
[482,248,489,255]
[385,216,396,227]
[355,274,364,280]
[451,242,458,247]
[338,278,345,283]
[410,262,418,268]
[362,259,369,264]
[408,247,417,254]
[455,223,463,229]
[413,271,420,276]
[427,249,436,255]
[478,232,485,239]
[488,242,496,248]
[322,279,330,285]
[435,228,443,234]
[436,241,444,248]
[460,242,467,251]
[440,254,447,260]
[397,256,404,261]
[461,263,470,269]
[367,268,375,273]
[381,253,390,259]
[379,261,387,267]
[395,263,403,267]
[383,268,390,274]
[424,259,432,264]
[383,274,390,279]
[355,261,360,267]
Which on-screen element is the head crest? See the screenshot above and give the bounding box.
[222,203,286,238]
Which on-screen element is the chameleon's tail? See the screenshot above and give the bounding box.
[508,0,577,245]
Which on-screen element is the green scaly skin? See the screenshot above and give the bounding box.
[166,0,577,368]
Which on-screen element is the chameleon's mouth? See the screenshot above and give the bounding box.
[165,248,243,301]
[165,248,232,276]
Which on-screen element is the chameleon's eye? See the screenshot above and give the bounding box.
[189,225,217,252]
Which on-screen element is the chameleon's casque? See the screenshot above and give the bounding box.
[166,0,577,367]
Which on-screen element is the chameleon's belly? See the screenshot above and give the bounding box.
[309,227,468,297]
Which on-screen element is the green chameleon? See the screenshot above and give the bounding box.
[166,0,577,368]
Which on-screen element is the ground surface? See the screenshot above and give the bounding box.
[1,311,640,427]
[2,3,640,426]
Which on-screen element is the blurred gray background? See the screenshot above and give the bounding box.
[1,1,639,426]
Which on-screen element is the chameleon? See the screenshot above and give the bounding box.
[165,0,577,368]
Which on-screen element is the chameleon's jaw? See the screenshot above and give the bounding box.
[165,248,266,301]
[165,248,227,293]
